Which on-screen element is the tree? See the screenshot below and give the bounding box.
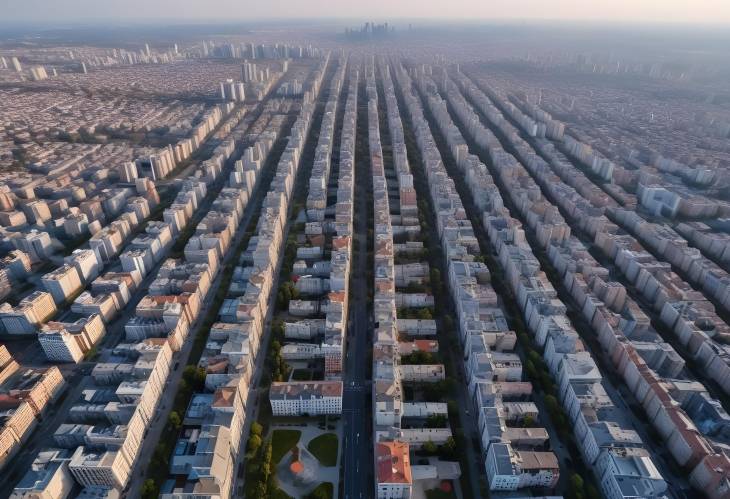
[306,487,330,499]
[569,473,585,499]
[524,359,537,380]
[522,414,535,428]
[247,434,263,454]
[528,350,542,366]
[193,367,206,389]
[422,440,438,455]
[439,436,457,459]
[442,315,454,333]
[252,481,267,499]
[544,394,559,414]
[271,320,284,338]
[250,421,263,437]
[141,479,157,499]
[416,307,433,320]
[585,482,601,499]
[430,268,442,292]
[183,365,197,385]
[426,414,448,428]
[168,411,182,430]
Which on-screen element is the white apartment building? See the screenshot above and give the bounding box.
[41,264,83,304]
[10,449,75,499]
[38,328,85,363]
[376,441,412,499]
[64,249,101,284]
[68,447,128,489]
[486,443,560,491]
[0,291,57,334]
[269,381,343,416]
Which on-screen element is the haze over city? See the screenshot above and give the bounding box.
[0,2,729,499]
[4,0,730,24]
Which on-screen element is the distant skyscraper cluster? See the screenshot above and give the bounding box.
[344,22,395,40]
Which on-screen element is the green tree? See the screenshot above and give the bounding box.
[247,434,263,454]
[306,487,330,499]
[522,414,535,428]
[528,350,542,366]
[524,359,537,380]
[442,315,454,333]
[585,482,601,499]
[252,481,267,499]
[426,414,448,428]
[569,473,585,499]
[141,479,157,499]
[439,436,457,459]
[422,440,438,454]
[168,411,182,430]
[182,365,197,385]
[544,394,559,414]
[416,307,433,320]
[193,366,206,389]
[250,421,263,437]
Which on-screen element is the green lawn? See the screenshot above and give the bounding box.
[292,369,313,381]
[270,490,293,499]
[307,433,339,466]
[271,429,301,464]
[305,482,333,499]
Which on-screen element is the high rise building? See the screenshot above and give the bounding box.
[29,66,48,81]
[220,79,245,102]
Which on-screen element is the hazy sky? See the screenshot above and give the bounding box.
[3,0,730,25]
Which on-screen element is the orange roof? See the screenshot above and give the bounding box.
[213,387,236,408]
[332,236,350,250]
[376,441,412,485]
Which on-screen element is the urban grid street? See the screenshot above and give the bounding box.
[1,7,729,499]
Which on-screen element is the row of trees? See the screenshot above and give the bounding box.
[270,340,290,383]
[397,306,434,320]
[400,350,439,365]
[420,436,458,460]
[276,280,301,310]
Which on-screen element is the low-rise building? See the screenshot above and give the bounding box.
[269,381,342,416]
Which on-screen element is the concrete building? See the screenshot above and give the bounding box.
[376,441,412,499]
[269,381,343,416]
[42,264,84,305]
[10,448,74,499]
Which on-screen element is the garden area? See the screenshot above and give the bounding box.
[306,432,339,467]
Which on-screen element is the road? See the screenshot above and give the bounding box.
[342,71,372,499]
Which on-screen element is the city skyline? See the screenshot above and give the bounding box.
[2,0,730,25]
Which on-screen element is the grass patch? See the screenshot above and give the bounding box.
[305,482,333,499]
[307,433,338,466]
[292,368,313,381]
[271,429,301,464]
[270,490,294,499]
